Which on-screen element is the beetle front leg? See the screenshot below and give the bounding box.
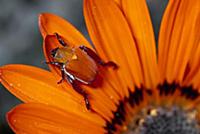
[57,67,66,84]
[79,45,118,69]
[45,61,62,66]
[67,76,91,110]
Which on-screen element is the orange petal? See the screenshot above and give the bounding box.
[189,69,200,90]
[84,0,143,97]
[0,64,104,124]
[122,0,159,88]
[183,42,200,88]
[158,0,200,84]
[7,103,105,134]
[158,0,181,83]
[114,0,121,7]
[39,13,91,48]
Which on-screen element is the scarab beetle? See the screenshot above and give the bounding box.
[46,33,118,110]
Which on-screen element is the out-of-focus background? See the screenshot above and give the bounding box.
[0,0,168,133]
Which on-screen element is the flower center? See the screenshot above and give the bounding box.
[123,106,200,134]
[104,82,200,134]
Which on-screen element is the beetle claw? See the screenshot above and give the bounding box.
[101,61,119,70]
[57,79,64,84]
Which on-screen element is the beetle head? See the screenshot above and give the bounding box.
[50,47,76,63]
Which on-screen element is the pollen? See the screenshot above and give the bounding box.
[149,108,158,117]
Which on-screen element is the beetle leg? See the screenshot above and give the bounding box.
[57,67,66,84]
[45,62,66,84]
[66,75,91,110]
[54,33,67,47]
[79,45,118,69]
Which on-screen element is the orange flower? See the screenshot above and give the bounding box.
[1,0,200,133]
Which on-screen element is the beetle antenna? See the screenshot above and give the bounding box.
[54,32,67,47]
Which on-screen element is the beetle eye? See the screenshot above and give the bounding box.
[51,47,59,57]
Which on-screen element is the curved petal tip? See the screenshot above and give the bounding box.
[38,12,53,38]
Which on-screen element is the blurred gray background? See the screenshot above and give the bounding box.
[0,0,168,133]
